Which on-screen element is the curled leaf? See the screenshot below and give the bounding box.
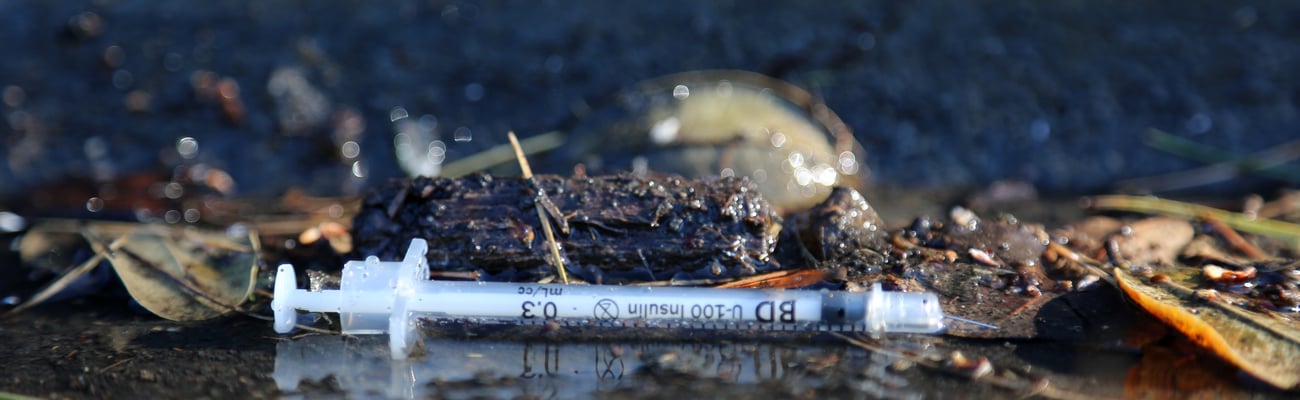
[87,223,258,321]
[1112,267,1300,389]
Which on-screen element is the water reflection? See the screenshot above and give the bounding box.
[274,335,844,399]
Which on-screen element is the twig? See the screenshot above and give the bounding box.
[509,131,570,284]
[102,357,134,371]
[714,269,825,289]
[428,270,482,280]
[1199,212,1270,260]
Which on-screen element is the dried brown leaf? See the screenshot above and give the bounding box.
[86,224,258,321]
[1113,267,1300,389]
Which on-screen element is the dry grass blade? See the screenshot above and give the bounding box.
[508,131,570,284]
[1088,195,1300,251]
[439,130,564,178]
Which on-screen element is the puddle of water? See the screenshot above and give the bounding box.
[273,334,885,399]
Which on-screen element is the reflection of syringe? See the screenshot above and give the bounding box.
[272,239,975,359]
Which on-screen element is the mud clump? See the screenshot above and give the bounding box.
[792,187,888,261]
[351,173,780,282]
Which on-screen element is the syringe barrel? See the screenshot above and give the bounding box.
[401,281,944,334]
[865,288,944,334]
[408,282,829,325]
[272,239,949,359]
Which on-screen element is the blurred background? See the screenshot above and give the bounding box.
[3,3,1299,398]
[2,0,1297,209]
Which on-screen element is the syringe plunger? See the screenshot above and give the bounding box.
[271,239,947,359]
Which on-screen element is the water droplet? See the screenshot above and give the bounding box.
[837,151,858,175]
[389,106,409,122]
[351,160,367,178]
[112,69,134,89]
[672,84,690,99]
[720,168,735,178]
[813,164,838,186]
[103,45,125,68]
[1186,113,1213,135]
[788,152,805,168]
[427,140,447,164]
[340,140,360,159]
[453,127,473,142]
[0,211,26,232]
[165,209,181,224]
[650,117,680,144]
[3,86,26,108]
[184,209,200,223]
[794,167,813,187]
[394,132,412,150]
[770,132,787,148]
[216,78,239,99]
[176,137,199,159]
[164,182,184,199]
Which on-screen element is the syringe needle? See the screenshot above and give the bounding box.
[944,315,999,330]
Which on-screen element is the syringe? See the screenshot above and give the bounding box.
[272,239,954,359]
